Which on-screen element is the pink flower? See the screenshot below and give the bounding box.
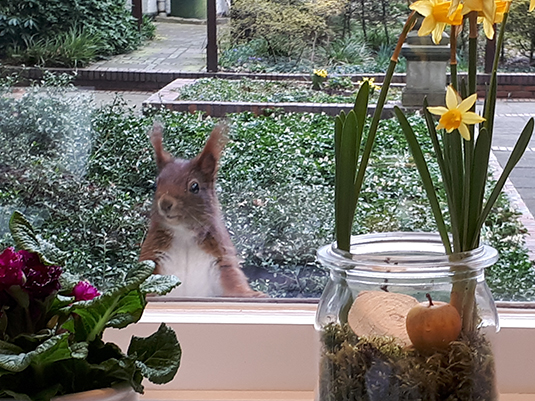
[0,247,26,290]
[71,281,100,301]
[19,250,62,299]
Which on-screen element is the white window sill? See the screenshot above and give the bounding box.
[103,301,535,398]
[139,390,535,401]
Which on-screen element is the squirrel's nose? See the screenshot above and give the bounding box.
[158,196,175,213]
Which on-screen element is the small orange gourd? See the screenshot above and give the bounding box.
[405,293,462,353]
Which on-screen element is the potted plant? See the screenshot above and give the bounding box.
[0,212,182,400]
[315,1,534,400]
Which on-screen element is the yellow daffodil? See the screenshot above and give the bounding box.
[463,0,497,39]
[493,0,511,23]
[427,85,486,140]
[359,77,380,91]
[530,0,534,11]
[313,69,328,78]
[477,0,510,39]
[410,0,464,44]
[448,0,462,15]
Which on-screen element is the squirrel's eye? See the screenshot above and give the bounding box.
[189,181,200,194]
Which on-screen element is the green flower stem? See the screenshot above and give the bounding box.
[468,13,478,97]
[484,10,510,138]
[446,129,463,251]
[450,271,478,333]
[467,127,491,248]
[450,12,479,329]
[462,136,473,251]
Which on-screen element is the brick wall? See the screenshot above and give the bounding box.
[3,66,535,98]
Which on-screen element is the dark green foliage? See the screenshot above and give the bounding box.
[221,0,533,73]
[322,36,373,66]
[484,197,535,300]
[0,0,154,66]
[6,28,104,68]
[343,0,408,50]
[221,0,409,73]
[228,0,330,62]
[506,0,535,67]
[179,77,353,104]
[177,77,402,104]
[319,323,497,401]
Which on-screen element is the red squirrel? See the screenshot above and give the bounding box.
[140,122,265,298]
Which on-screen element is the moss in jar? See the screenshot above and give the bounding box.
[319,323,497,401]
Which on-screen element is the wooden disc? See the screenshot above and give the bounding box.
[348,290,419,347]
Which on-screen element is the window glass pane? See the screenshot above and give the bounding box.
[1,77,534,303]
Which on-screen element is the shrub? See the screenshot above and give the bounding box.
[506,0,535,66]
[7,28,104,68]
[229,0,335,62]
[322,36,373,66]
[0,0,153,63]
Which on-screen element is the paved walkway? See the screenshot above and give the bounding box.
[89,20,208,72]
[84,21,535,253]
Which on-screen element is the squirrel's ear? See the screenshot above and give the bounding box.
[150,121,174,171]
[196,123,229,178]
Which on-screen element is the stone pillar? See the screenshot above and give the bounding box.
[400,31,450,107]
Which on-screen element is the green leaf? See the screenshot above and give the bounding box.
[395,106,452,254]
[8,211,65,265]
[97,356,144,393]
[334,114,343,248]
[353,80,369,129]
[0,349,31,374]
[467,127,491,248]
[423,102,459,241]
[6,286,30,309]
[335,110,359,251]
[483,9,508,139]
[0,333,71,373]
[9,211,38,252]
[64,262,154,342]
[461,133,475,250]
[140,274,181,296]
[69,342,89,360]
[1,390,31,401]
[423,100,446,175]
[0,341,24,355]
[334,114,343,163]
[128,323,181,384]
[444,127,464,251]
[29,333,72,368]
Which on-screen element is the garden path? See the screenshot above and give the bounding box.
[84,20,535,256]
[89,19,207,72]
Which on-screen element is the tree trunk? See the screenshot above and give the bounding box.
[484,25,496,73]
[360,0,367,42]
[381,0,389,45]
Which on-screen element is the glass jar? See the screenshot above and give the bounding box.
[315,232,499,401]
